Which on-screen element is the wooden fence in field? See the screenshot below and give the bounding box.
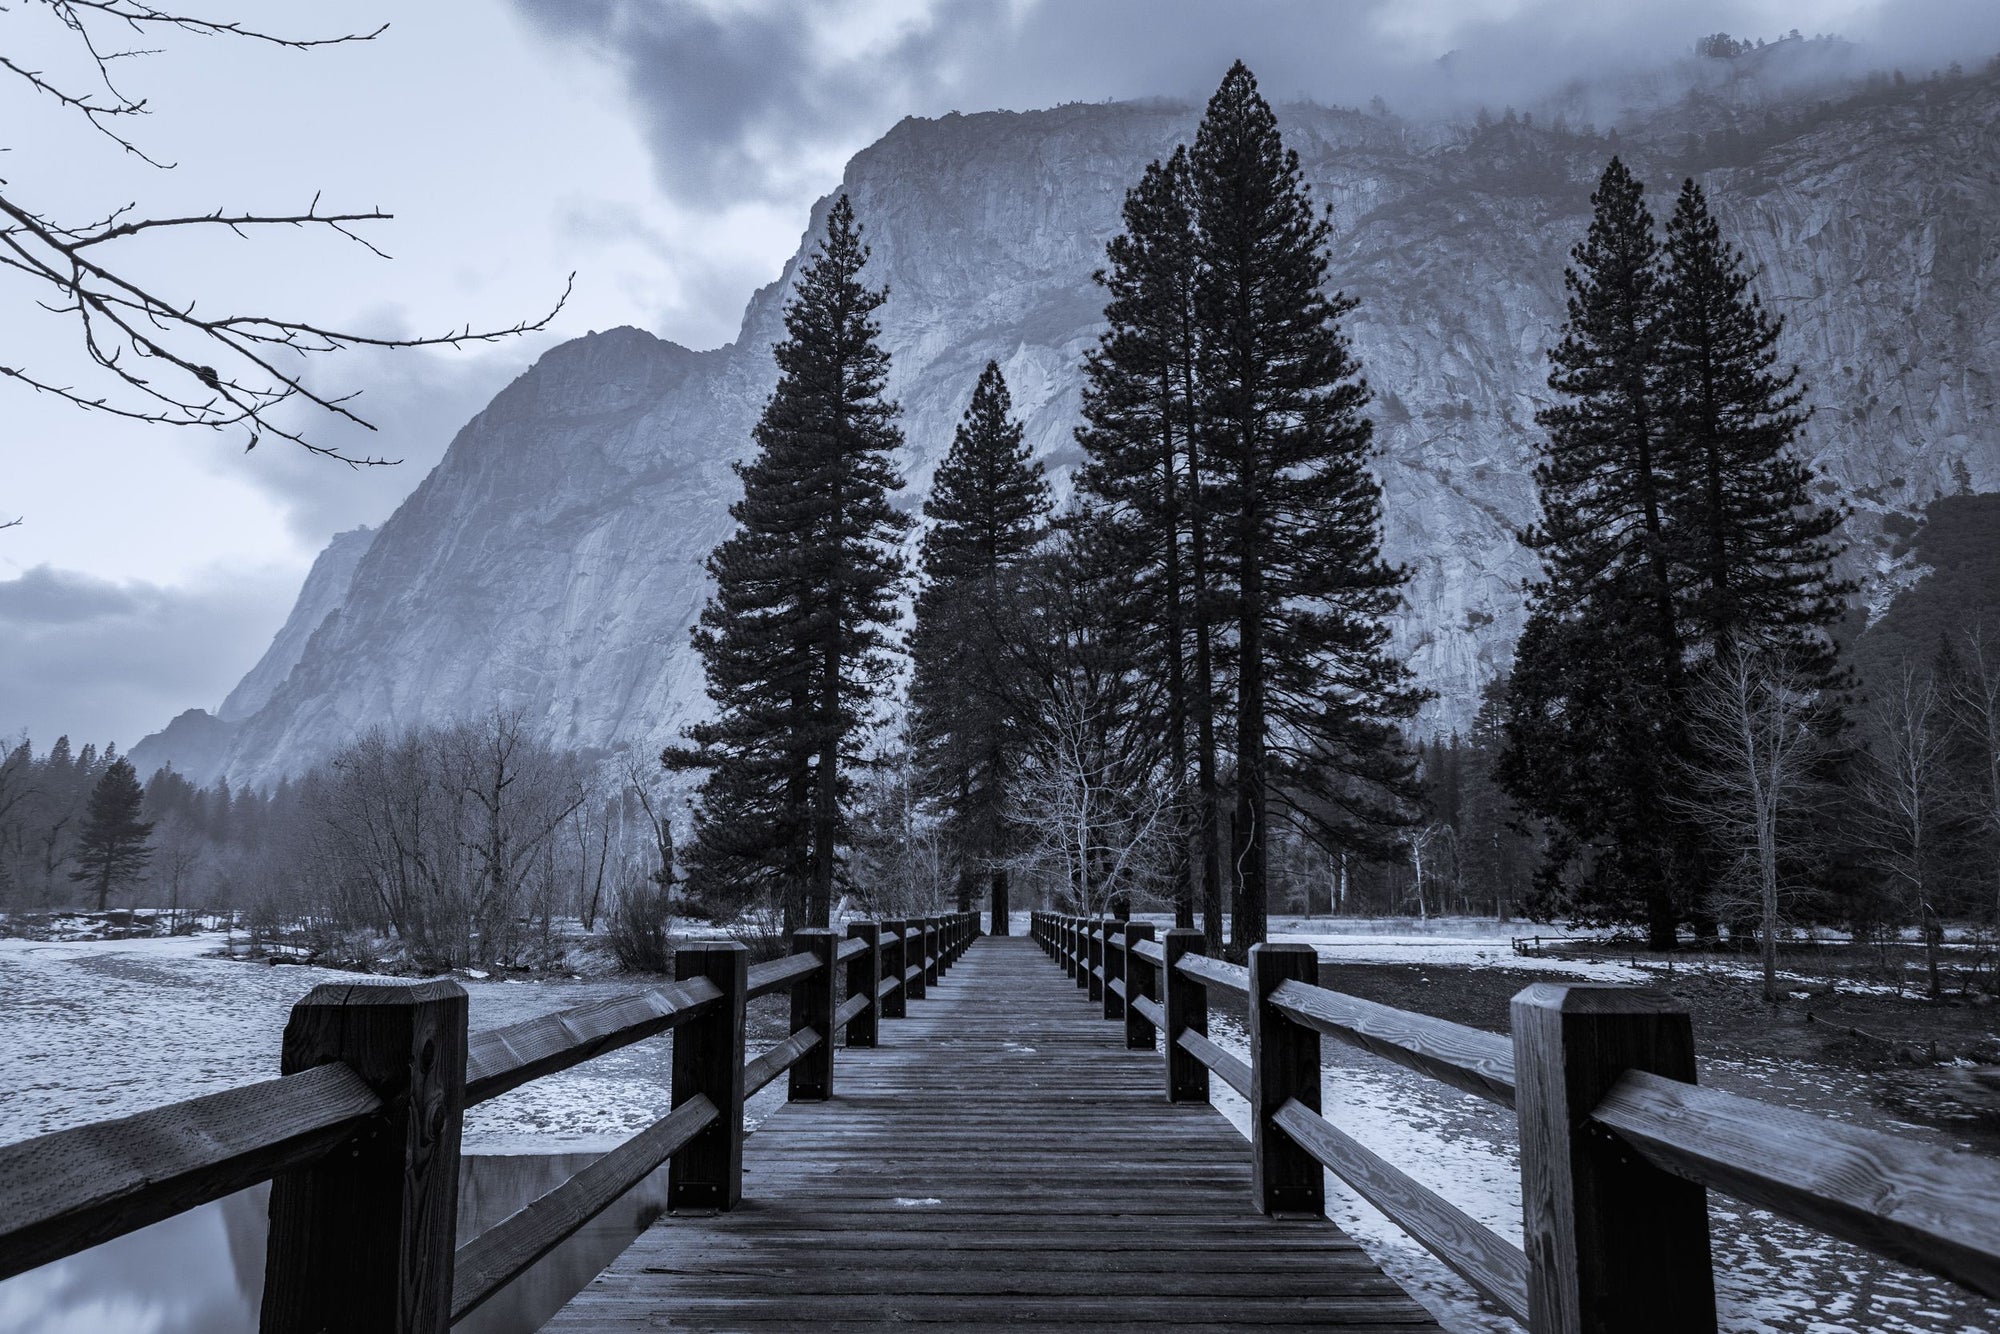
[0,911,978,1331]
[1032,910,2000,1332]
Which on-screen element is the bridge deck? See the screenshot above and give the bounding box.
[545,935,1441,1331]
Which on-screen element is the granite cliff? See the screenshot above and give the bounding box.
[145,58,2000,788]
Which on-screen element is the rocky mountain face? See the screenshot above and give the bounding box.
[149,59,2000,790]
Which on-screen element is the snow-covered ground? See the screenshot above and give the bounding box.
[4,926,1996,1333]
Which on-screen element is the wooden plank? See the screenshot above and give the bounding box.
[1132,938,1166,965]
[550,937,1442,1330]
[1177,951,1251,998]
[1268,979,1515,1109]
[1273,1099,1529,1321]
[1180,1028,1253,1098]
[450,1095,718,1323]
[0,1062,380,1282]
[746,951,821,1002]
[1130,995,1165,1029]
[1594,1068,2000,1301]
[834,992,871,1030]
[464,976,720,1105]
[837,936,868,963]
[744,1029,822,1101]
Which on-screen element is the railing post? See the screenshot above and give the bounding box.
[789,929,838,1101]
[1064,916,1078,978]
[1163,928,1209,1104]
[1086,918,1105,1003]
[1123,922,1156,1050]
[924,917,941,987]
[1248,943,1324,1217]
[667,941,748,1211]
[879,918,908,1019]
[846,921,880,1048]
[261,979,468,1334]
[1103,920,1126,1021]
[1511,984,1715,1333]
[991,872,1009,936]
[906,922,928,1002]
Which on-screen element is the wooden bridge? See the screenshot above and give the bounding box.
[4,912,2000,1333]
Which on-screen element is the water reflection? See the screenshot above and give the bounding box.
[0,1145,669,1334]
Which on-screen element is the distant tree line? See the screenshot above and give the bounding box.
[0,713,681,972]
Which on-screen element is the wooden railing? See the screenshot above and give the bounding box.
[1031,910,2000,1331]
[0,910,979,1331]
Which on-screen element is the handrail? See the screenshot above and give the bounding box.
[1174,951,1249,998]
[1177,1028,1250,1098]
[1,909,983,1331]
[1267,978,1515,1107]
[465,976,722,1105]
[744,1028,822,1100]
[1592,1069,2000,1300]
[0,1062,382,1283]
[449,1095,719,1323]
[744,950,821,1002]
[1271,1099,1530,1322]
[1028,907,2000,1329]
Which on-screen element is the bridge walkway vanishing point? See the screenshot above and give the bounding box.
[545,934,1441,1331]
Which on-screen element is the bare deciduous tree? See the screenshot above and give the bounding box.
[1948,627,2000,923]
[1675,646,1835,1002]
[1856,664,1961,999]
[1,2,567,465]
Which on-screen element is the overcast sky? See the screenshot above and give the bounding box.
[3,0,1994,750]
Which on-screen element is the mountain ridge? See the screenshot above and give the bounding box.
[138,64,2000,789]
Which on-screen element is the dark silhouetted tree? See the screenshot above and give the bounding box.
[71,757,153,910]
[669,196,908,929]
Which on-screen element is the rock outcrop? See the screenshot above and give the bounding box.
[166,65,2000,789]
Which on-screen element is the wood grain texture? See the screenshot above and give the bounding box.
[1272,1099,1529,1322]
[545,937,1440,1331]
[1177,952,1252,999]
[1179,1028,1253,1099]
[1131,937,1166,965]
[464,977,721,1106]
[261,979,468,1334]
[746,951,821,1003]
[1594,1068,2000,1301]
[745,1029,823,1101]
[1250,945,1324,1218]
[1268,979,1515,1108]
[1164,928,1212,1104]
[1511,984,1714,1334]
[450,1095,718,1323]
[0,1062,380,1282]
[788,931,839,1101]
[668,944,748,1213]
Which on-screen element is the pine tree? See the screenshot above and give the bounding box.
[1191,62,1424,949]
[668,195,909,930]
[1659,177,1852,674]
[1076,146,1227,937]
[909,360,1051,928]
[1503,158,1702,948]
[70,757,153,910]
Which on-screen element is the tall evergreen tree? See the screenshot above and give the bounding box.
[1502,158,1702,948]
[1659,177,1852,674]
[1191,62,1424,949]
[71,756,153,910]
[1076,146,1228,937]
[909,360,1051,929]
[668,195,908,929]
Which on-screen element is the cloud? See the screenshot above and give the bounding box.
[0,564,300,750]
[513,0,2000,218]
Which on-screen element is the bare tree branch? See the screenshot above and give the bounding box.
[1,2,567,465]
